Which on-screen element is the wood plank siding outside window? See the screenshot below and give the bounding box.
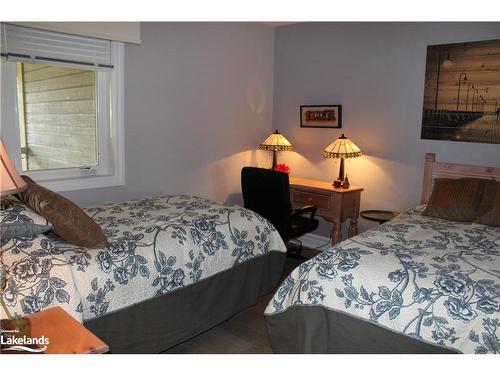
[16,62,98,171]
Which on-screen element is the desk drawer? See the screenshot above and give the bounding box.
[292,190,330,209]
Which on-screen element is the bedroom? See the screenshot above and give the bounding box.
[1,0,499,373]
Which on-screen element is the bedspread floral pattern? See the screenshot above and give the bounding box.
[1,195,286,321]
[0,234,84,321]
[265,207,500,354]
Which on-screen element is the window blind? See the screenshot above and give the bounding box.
[0,23,113,69]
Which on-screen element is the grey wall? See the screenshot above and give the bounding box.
[65,22,500,239]
[64,23,274,206]
[273,23,500,236]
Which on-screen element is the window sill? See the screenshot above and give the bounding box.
[32,173,125,193]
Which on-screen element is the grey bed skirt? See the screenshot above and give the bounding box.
[84,251,286,353]
[265,305,457,354]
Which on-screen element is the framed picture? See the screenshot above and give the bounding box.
[300,105,342,128]
[421,38,500,144]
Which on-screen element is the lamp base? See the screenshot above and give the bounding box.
[0,193,23,209]
[332,158,346,188]
[332,179,342,188]
[0,317,31,336]
[0,197,16,210]
[0,317,47,353]
[337,158,345,182]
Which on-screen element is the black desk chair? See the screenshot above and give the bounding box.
[241,167,319,253]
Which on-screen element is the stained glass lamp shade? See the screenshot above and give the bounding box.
[259,130,293,169]
[323,134,362,184]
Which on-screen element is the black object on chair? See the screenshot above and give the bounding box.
[241,167,319,253]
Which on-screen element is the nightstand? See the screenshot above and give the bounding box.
[289,176,363,244]
[28,307,108,354]
[360,210,400,224]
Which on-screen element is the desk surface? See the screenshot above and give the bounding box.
[290,176,363,193]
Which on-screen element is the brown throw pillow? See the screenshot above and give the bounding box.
[475,180,500,227]
[19,176,109,248]
[422,178,487,222]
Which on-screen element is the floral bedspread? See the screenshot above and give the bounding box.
[1,195,286,322]
[265,207,500,354]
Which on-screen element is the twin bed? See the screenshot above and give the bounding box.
[265,154,500,354]
[2,153,498,354]
[1,195,287,353]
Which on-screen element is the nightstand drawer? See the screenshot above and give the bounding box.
[292,190,331,209]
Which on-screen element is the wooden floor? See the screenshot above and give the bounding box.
[162,247,319,354]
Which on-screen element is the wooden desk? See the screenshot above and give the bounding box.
[289,176,363,244]
[29,307,108,354]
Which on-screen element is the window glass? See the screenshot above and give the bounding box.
[16,62,98,171]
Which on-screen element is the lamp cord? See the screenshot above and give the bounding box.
[0,247,13,319]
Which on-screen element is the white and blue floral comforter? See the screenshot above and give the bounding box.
[1,195,286,322]
[265,206,500,354]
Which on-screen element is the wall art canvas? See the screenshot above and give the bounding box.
[421,39,500,144]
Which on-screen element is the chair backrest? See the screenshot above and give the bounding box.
[241,167,292,240]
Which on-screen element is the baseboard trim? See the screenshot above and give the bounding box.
[295,232,331,251]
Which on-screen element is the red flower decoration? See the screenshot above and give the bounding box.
[274,163,290,174]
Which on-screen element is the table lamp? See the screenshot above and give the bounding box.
[259,130,294,169]
[1,139,27,320]
[1,140,27,197]
[323,134,362,187]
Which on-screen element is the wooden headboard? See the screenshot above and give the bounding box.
[421,153,500,204]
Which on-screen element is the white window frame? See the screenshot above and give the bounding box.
[0,42,125,192]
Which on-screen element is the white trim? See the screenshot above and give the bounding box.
[0,42,125,193]
[11,22,142,45]
[38,173,124,192]
[297,232,331,251]
[0,62,23,170]
[111,42,125,190]
[1,23,113,68]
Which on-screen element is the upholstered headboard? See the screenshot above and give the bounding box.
[421,153,500,205]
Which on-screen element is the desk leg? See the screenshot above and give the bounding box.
[330,222,342,244]
[348,217,358,238]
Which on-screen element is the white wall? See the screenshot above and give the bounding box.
[273,23,500,236]
[64,22,274,206]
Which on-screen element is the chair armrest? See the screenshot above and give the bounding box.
[292,205,317,219]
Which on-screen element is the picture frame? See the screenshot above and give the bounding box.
[300,105,342,128]
[420,38,500,144]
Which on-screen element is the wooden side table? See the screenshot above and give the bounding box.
[27,307,108,354]
[289,176,363,244]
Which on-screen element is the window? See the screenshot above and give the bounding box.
[1,24,124,192]
[16,62,98,171]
